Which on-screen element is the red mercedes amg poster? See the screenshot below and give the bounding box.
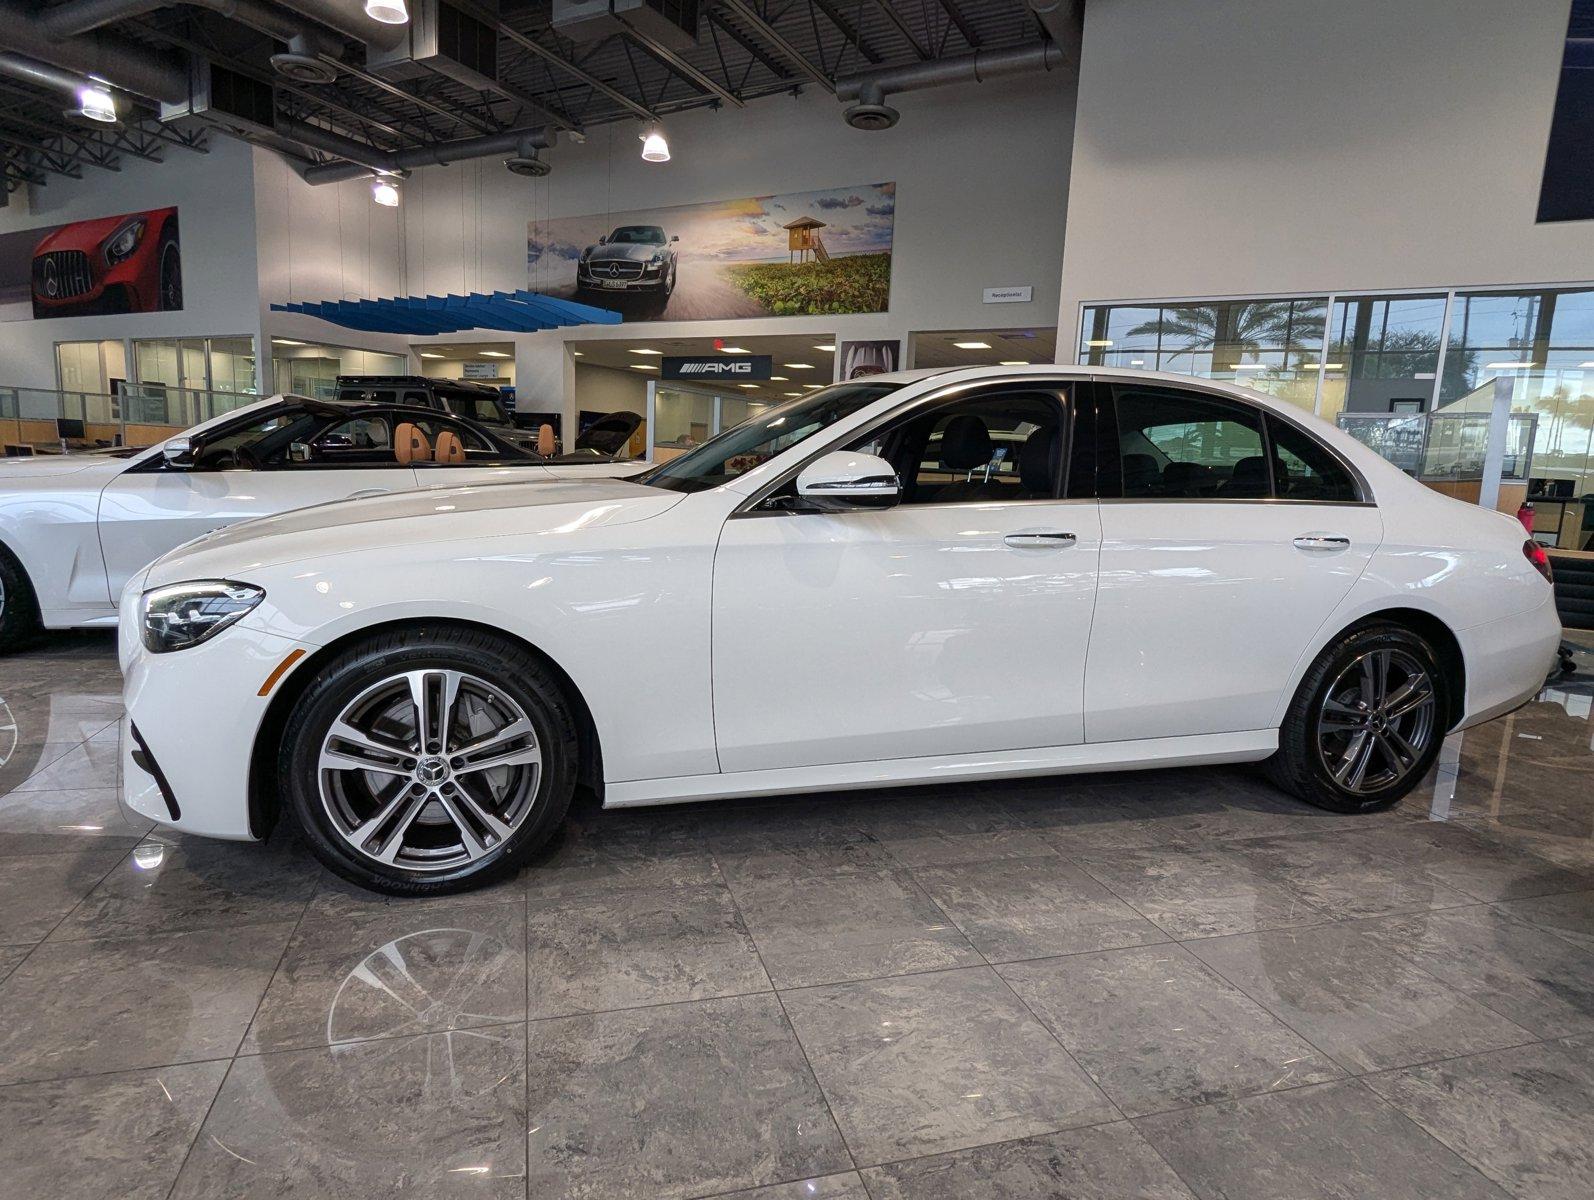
[0,206,181,321]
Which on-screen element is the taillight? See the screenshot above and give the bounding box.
[1524,539,1553,584]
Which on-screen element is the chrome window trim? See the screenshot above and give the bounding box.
[1092,374,1375,506]
[729,375,1080,518]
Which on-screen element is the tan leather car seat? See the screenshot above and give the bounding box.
[434,430,467,464]
[537,423,556,457]
[394,422,432,464]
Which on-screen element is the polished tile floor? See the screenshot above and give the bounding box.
[2,631,1592,1199]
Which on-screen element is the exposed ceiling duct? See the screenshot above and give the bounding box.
[836,40,1066,129]
[0,0,190,103]
[299,122,555,183]
[1028,0,1083,70]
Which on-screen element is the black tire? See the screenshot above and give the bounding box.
[280,625,577,896]
[156,230,182,311]
[1265,621,1448,814]
[0,544,42,655]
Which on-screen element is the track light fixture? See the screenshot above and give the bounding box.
[364,0,410,25]
[71,83,117,124]
[639,122,670,163]
[371,177,400,207]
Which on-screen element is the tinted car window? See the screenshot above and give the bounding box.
[1112,386,1266,499]
[1267,415,1360,502]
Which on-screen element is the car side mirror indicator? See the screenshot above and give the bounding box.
[161,436,194,468]
[795,451,900,509]
[288,441,312,463]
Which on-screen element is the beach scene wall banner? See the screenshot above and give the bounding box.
[528,182,894,321]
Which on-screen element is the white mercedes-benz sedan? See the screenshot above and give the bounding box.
[116,366,1561,895]
[0,394,638,651]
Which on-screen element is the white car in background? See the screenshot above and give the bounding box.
[117,366,1561,896]
[0,394,641,650]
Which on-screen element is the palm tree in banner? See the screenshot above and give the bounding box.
[1130,300,1325,373]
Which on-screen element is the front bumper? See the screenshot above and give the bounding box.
[577,263,665,290]
[1454,591,1563,729]
[121,620,306,841]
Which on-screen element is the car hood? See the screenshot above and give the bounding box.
[144,477,685,586]
[586,242,661,263]
[33,212,140,255]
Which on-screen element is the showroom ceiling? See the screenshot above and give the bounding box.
[0,0,1079,195]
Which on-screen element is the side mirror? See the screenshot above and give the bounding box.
[598,235,608,244]
[161,436,194,468]
[795,451,899,509]
[670,235,679,242]
[288,441,312,463]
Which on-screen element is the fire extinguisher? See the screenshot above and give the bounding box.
[1516,500,1535,535]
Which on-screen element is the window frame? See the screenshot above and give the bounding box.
[732,375,1090,517]
[1094,378,1371,506]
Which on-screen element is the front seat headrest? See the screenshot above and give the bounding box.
[1019,426,1059,494]
[434,430,466,464]
[394,422,431,465]
[1121,452,1160,493]
[1223,455,1270,497]
[939,414,994,471]
[1162,460,1214,496]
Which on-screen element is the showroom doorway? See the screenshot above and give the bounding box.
[566,333,839,461]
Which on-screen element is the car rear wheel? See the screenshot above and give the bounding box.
[0,546,42,654]
[281,626,577,895]
[157,232,182,311]
[1266,622,1447,813]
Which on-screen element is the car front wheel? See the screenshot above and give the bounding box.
[281,626,577,895]
[1266,622,1447,813]
[0,546,41,654]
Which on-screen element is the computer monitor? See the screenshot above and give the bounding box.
[55,417,86,441]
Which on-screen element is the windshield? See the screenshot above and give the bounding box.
[609,226,666,244]
[637,381,901,494]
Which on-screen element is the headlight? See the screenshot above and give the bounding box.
[141,580,264,653]
[103,217,147,265]
[650,251,664,264]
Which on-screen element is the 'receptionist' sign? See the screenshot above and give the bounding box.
[661,355,773,381]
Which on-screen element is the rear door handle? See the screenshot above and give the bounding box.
[1293,533,1351,551]
[345,488,392,501]
[1004,531,1077,548]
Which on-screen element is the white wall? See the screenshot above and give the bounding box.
[573,362,646,416]
[0,138,263,391]
[1057,0,1594,353]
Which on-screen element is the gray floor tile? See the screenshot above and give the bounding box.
[521,818,721,897]
[0,1060,228,1200]
[1346,820,1594,902]
[728,866,980,988]
[713,835,900,885]
[719,1173,869,1199]
[245,901,526,1054]
[1363,1037,1594,1200]
[0,846,125,944]
[1494,888,1594,951]
[1226,830,1476,920]
[12,728,119,792]
[525,993,849,1199]
[1352,905,1594,1038]
[0,786,152,855]
[172,1026,527,1199]
[1137,1079,1509,1200]
[48,832,318,940]
[1071,841,1330,940]
[0,922,294,1084]
[911,855,1169,962]
[780,966,1116,1164]
[861,1121,1195,1199]
[999,945,1342,1116]
[0,944,29,983]
[1187,923,1535,1074]
[526,883,769,1018]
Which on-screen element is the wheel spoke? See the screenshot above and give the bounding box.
[368,790,433,865]
[1332,730,1376,789]
[1383,674,1433,719]
[453,716,535,761]
[1320,698,1364,728]
[322,720,410,774]
[455,743,542,776]
[1382,727,1420,772]
[436,790,507,860]
[407,670,464,754]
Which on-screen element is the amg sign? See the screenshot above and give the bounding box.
[660,355,773,381]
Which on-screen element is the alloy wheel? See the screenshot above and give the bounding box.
[317,668,542,873]
[159,241,182,310]
[1314,647,1437,794]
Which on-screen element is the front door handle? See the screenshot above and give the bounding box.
[1293,533,1351,551]
[1004,531,1077,548]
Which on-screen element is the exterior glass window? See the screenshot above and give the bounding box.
[1323,294,1447,421]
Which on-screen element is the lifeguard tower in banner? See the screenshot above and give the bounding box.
[783,216,830,263]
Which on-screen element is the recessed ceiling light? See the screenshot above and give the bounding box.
[1129,359,1145,366]
[271,338,306,346]
[952,341,991,350]
[718,345,750,354]
[1484,361,1536,369]
[802,383,824,389]
[1301,362,1344,370]
[1231,363,1266,371]
[784,391,802,396]
[1085,339,1113,347]
[785,362,815,369]
[419,352,445,359]
[998,360,1029,366]
[770,375,789,381]
[630,363,658,371]
[480,350,510,358]
[571,350,584,356]
[738,383,759,389]
[813,343,836,351]
[629,348,662,356]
